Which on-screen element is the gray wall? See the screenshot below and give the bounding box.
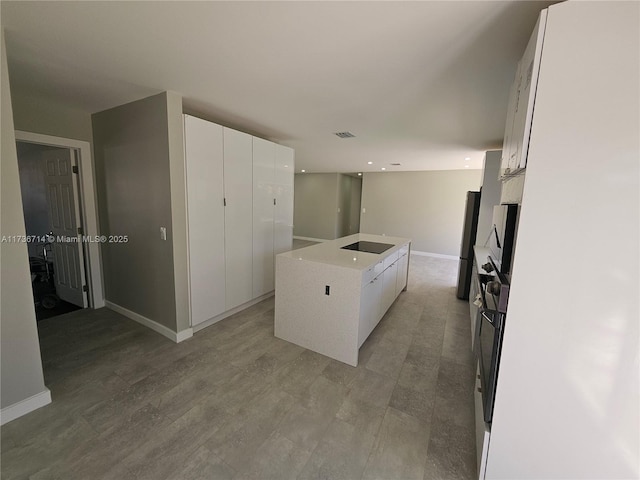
[92,92,179,331]
[165,92,190,333]
[336,174,351,238]
[11,90,93,142]
[294,173,362,240]
[1,32,47,411]
[294,173,339,240]
[337,174,362,237]
[349,177,362,235]
[360,170,482,256]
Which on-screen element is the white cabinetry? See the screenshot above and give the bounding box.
[485,4,638,479]
[252,139,295,298]
[275,234,410,366]
[223,128,254,310]
[358,262,383,348]
[381,259,398,316]
[252,137,276,297]
[395,244,410,296]
[184,116,226,326]
[184,115,294,329]
[500,11,547,179]
[274,145,294,256]
[357,245,409,347]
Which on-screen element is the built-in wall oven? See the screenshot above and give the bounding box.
[474,255,510,424]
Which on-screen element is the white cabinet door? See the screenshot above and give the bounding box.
[500,66,520,179]
[395,251,409,296]
[509,10,547,172]
[184,115,226,326]
[252,137,276,297]
[274,144,294,256]
[223,127,254,310]
[380,261,398,317]
[359,274,383,348]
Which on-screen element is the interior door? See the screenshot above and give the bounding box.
[43,148,87,307]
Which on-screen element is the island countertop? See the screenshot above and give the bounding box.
[275,233,411,366]
[278,233,411,271]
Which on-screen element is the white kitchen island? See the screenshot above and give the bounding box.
[274,234,411,366]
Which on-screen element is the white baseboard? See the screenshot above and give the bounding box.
[1,389,51,425]
[293,236,328,243]
[193,291,274,333]
[105,301,193,343]
[411,250,459,260]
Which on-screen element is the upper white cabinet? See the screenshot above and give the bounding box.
[184,115,226,326]
[184,115,294,329]
[500,10,547,179]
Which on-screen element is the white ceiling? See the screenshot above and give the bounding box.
[2,1,555,173]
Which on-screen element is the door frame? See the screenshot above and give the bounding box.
[15,130,105,309]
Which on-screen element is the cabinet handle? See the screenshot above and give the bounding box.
[223,198,227,207]
[481,311,494,324]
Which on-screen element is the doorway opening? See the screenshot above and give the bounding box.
[17,142,87,319]
[14,131,104,322]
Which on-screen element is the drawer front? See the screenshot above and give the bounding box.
[383,250,399,270]
[362,260,384,285]
[398,244,409,257]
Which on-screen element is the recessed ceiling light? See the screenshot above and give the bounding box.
[465,157,471,161]
[367,161,373,165]
[464,165,470,168]
[357,173,362,176]
[284,165,288,168]
[381,167,386,171]
[301,169,306,173]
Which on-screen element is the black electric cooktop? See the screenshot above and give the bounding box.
[341,241,394,254]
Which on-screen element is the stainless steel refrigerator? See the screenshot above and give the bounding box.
[456,191,481,299]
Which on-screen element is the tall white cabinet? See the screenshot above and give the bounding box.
[252,137,276,297]
[252,139,295,298]
[184,116,226,325]
[274,145,294,256]
[223,128,254,310]
[483,3,639,479]
[184,114,294,328]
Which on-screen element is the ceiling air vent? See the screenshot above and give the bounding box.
[334,131,355,138]
[391,163,401,166]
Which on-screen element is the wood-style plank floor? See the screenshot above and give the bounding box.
[1,255,477,480]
